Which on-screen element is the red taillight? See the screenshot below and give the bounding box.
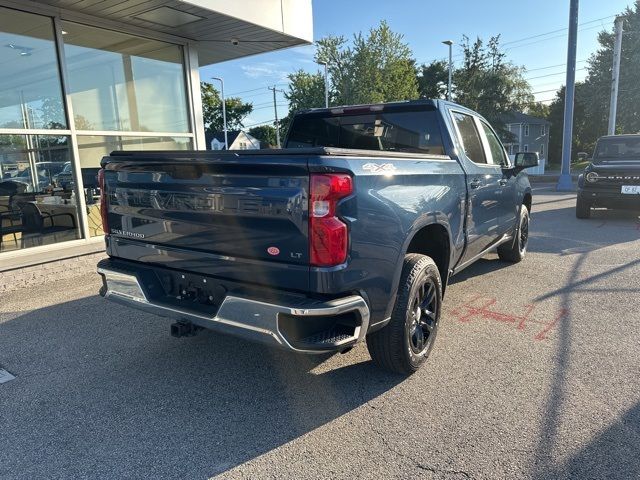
[97,168,109,235]
[309,174,353,266]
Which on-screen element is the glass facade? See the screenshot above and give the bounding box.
[0,9,66,130]
[0,6,194,254]
[62,21,190,136]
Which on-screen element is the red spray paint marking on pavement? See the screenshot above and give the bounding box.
[450,296,568,341]
[534,308,569,341]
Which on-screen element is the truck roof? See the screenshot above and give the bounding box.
[295,98,440,115]
[598,134,640,140]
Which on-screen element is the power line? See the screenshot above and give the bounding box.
[244,118,276,128]
[252,103,288,111]
[526,59,587,73]
[504,23,605,52]
[417,12,617,65]
[501,14,615,47]
[226,83,288,97]
[526,67,586,81]
[236,90,274,100]
[531,88,560,95]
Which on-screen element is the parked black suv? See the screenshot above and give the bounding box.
[576,134,640,218]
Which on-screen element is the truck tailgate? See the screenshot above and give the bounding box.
[101,153,310,291]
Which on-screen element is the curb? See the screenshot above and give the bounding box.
[529,174,579,184]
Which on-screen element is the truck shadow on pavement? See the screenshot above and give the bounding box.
[0,296,403,478]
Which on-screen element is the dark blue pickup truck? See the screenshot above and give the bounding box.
[97,100,538,374]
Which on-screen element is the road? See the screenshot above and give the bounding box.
[1,187,639,479]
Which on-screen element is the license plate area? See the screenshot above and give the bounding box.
[154,270,227,313]
[621,185,640,194]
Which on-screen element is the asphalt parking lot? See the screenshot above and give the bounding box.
[1,186,639,480]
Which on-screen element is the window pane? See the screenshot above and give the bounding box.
[480,121,508,166]
[0,7,67,129]
[77,135,192,168]
[62,22,190,133]
[0,134,81,252]
[452,112,486,164]
[287,108,445,154]
[76,135,192,237]
[594,137,640,161]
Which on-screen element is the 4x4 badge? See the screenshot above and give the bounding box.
[363,162,396,173]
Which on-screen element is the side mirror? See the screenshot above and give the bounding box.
[514,152,539,169]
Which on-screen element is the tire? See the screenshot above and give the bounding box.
[498,206,529,263]
[575,197,591,219]
[366,254,442,375]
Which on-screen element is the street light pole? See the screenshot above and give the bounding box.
[557,0,579,192]
[608,17,624,135]
[318,61,329,108]
[442,40,454,101]
[211,76,228,150]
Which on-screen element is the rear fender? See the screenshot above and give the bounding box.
[384,215,454,319]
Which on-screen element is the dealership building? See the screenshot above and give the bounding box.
[0,0,312,277]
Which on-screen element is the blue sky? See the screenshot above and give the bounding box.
[199,0,634,129]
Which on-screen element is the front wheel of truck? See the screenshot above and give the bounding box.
[366,254,442,375]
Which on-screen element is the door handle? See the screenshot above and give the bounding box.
[470,179,481,189]
[499,179,508,186]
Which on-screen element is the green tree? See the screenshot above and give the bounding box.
[248,125,278,148]
[454,35,533,136]
[580,3,640,137]
[315,20,418,106]
[547,84,590,166]
[417,60,449,99]
[526,102,550,119]
[280,70,327,140]
[284,70,327,111]
[201,82,253,133]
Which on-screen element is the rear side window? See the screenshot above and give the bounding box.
[286,109,445,155]
[480,121,509,166]
[452,112,487,164]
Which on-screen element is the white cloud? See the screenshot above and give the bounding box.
[241,62,290,81]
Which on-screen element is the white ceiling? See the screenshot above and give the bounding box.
[32,0,313,65]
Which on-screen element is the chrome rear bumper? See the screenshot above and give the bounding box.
[97,266,370,353]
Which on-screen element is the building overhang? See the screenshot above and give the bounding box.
[25,0,313,65]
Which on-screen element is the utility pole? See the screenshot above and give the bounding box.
[442,40,454,101]
[211,77,228,150]
[269,85,283,148]
[557,0,579,192]
[608,17,624,135]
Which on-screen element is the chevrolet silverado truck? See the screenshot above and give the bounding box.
[576,134,640,218]
[97,100,538,374]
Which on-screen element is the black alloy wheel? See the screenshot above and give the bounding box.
[367,254,442,375]
[407,278,439,355]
